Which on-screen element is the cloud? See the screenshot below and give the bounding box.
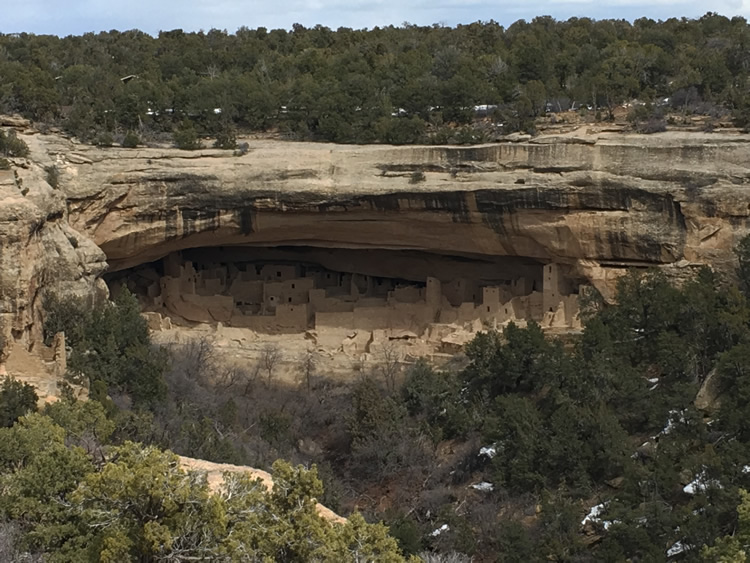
[2,0,750,36]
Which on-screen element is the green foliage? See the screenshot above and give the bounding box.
[495,520,535,562]
[463,322,570,396]
[27,217,750,561]
[0,17,745,144]
[716,339,750,441]
[72,442,222,562]
[737,233,750,298]
[0,130,29,158]
[409,170,426,184]
[213,123,237,149]
[702,489,750,561]
[0,377,38,427]
[401,360,470,440]
[173,120,201,150]
[0,409,409,562]
[348,376,431,480]
[537,492,585,560]
[375,116,426,145]
[42,292,90,347]
[43,289,168,408]
[387,513,423,555]
[121,130,140,148]
[94,132,114,147]
[0,412,94,556]
[44,398,115,452]
[44,164,60,188]
[0,157,10,170]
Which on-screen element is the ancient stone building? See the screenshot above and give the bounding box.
[109,249,583,339]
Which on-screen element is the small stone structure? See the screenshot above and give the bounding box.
[1,331,84,404]
[112,251,584,343]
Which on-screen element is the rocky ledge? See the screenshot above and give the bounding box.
[4,126,750,349]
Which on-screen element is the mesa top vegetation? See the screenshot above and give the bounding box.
[2,12,750,145]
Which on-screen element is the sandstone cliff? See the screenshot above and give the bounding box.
[0,139,107,353]
[50,129,750,294]
[5,126,750,351]
[178,455,346,524]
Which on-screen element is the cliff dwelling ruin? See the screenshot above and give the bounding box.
[105,246,585,354]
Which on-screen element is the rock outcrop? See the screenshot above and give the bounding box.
[178,455,346,524]
[0,148,107,354]
[5,126,750,353]
[44,129,750,298]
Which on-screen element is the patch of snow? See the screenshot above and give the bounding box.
[653,410,686,439]
[667,541,688,558]
[581,503,607,526]
[743,465,750,474]
[581,502,619,530]
[470,482,494,492]
[647,378,659,384]
[683,468,722,495]
[479,445,497,459]
[431,524,450,537]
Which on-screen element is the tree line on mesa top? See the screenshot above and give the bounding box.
[3,12,750,147]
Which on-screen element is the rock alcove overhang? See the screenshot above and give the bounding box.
[104,245,552,294]
[60,134,750,292]
[96,179,688,278]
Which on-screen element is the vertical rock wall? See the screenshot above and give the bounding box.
[0,156,107,353]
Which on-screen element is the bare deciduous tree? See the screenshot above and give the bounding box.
[377,339,402,393]
[260,343,282,387]
[171,336,216,382]
[215,364,247,392]
[297,347,317,393]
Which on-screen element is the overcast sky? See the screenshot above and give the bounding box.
[3,0,750,36]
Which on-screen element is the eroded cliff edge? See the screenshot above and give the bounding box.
[50,130,750,291]
[0,154,106,353]
[6,127,750,350]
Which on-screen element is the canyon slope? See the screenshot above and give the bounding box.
[4,125,750,350]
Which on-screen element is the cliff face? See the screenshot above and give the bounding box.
[0,153,107,351]
[49,130,750,293]
[5,127,750,349]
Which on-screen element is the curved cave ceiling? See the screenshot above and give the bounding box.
[105,244,549,290]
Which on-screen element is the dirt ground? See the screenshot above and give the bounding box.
[150,322,465,387]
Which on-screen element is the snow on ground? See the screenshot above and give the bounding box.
[581,502,619,530]
[653,410,687,439]
[431,524,450,537]
[667,540,688,558]
[478,445,497,459]
[683,468,722,495]
[470,482,494,492]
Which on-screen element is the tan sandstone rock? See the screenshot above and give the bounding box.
[7,127,750,354]
[37,129,750,296]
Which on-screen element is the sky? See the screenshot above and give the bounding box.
[3,0,750,36]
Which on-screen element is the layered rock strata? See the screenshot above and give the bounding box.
[0,147,107,355]
[4,126,750,355]
[43,130,750,302]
